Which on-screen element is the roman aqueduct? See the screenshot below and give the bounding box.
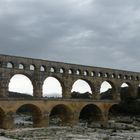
[0,54,139,129]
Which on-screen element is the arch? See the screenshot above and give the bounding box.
[50,67,55,73]
[71,79,92,99]
[49,104,73,125]
[19,63,24,70]
[108,104,121,121]
[98,72,102,77]
[136,76,139,81]
[124,75,128,80]
[15,104,42,128]
[117,74,122,79]
[60,68,64,74]
[104,73,109,78]
[121,82,129,87]
[40,65,46,72]
[7,62,14,68]
[8,74,33,96]
[30,64,35,71]
[79,104,103,124]
[76,69,81,75]
[42,76,62,97]
[100,81,115,100]
[129,75,133,80]
[91,71,95,77]
[120,82,134,100]
[68,69,73,74]
[83,70,88,76]
[111,73,116,78]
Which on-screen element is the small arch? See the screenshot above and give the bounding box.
[15,104,42,128]
[117,74,122,79]
[50,67,55,73]
[124,75,128,80]
[111,73,115,78]
[104,73,109,78]
[49,104,73,125]
[9,74,33,96]
[129,75,133,80]
[98,72,102,77]
[60,68,64,74]
[76,70,81,75]
[30,64,35,71]
[40,65,46,72]
[43,76,62,97]
[71,79,92,99]
[19,63,24,70]
[7,62,14,68]
[83,70,88,76]
[91,71,95,77]
[68,69,73,74]
[79,104,103,124]
[136,76,139,81]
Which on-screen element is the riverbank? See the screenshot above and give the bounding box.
[1,121,140,140]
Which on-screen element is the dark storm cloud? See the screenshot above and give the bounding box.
[0,0,140,71]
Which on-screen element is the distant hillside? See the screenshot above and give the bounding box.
[8,92,32,98]
[100,88,112,99]
[8,87,139,100]
[71,87,135,100]
[71,91,92,99]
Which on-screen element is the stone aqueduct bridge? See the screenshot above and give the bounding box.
[0,54,139,129]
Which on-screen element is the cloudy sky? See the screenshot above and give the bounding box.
[0,0,140,72]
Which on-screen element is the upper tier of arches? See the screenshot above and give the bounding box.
[0,54,139,82]
[0,54,139,100]
[4,61,140,81]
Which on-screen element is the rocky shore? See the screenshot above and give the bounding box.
[1,116,140,140]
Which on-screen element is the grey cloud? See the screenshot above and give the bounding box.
[0,0,140,71]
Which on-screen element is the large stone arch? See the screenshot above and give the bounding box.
[0,71,34,97]
[120,82,134,100]
[100,80,116,100]
[43,76,64,98]
[107,104,121,124]
[78,104,103,124]
[49,104,73,125]
[71,78,94,99]
[105,80,116,91]
[73,78,94,92]
[8,73,33,96]
[15,104,42,127]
